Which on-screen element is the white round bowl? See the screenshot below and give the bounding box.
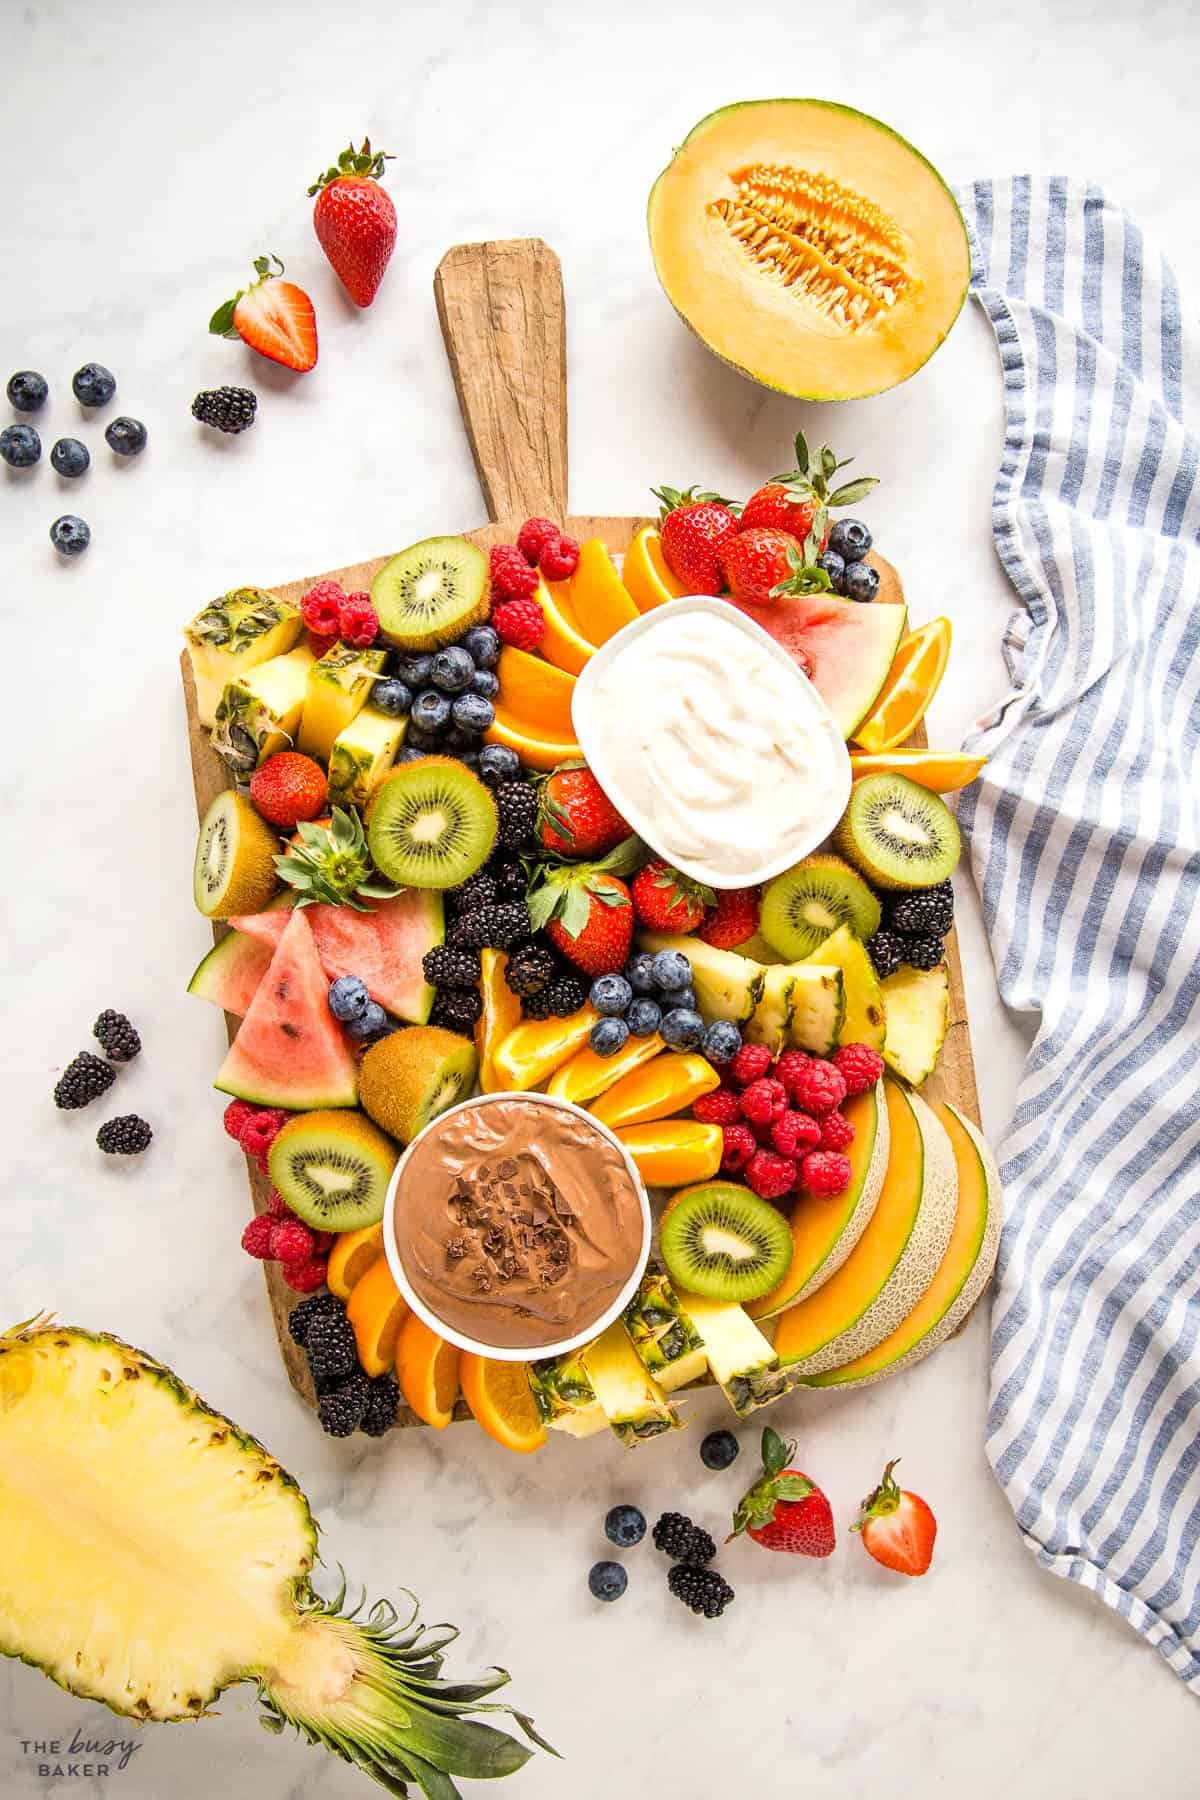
[381,1090,652,1363]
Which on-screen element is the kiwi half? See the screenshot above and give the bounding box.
[367,756,497,889]
[371,536,490,651]
[660,1182,792,1303]
[759,853,881,960]
[268,1109,399,1231]
[358,1025,479,1145]
[193,789,280,919]
[833,773,961,891]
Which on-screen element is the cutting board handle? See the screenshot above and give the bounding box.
[434,238,568,525]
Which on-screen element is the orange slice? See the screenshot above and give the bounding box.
[491,1006,601,1091]
[536,576,597,676]
[615,1119,723,1187]
[567,539,639,643]
[327,1221,385,1299]
[346,1255,409,1377]
[459,1352,546,1453]
[484,713,581,772]
[494,646,576,737]
[476,949,524,1094]
[849,748,987,793]
[395,1312,461,1429]
[852,618,952,753]
[622,525,690,612]
[546,1031,664,1106]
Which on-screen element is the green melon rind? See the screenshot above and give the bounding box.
[186,929,272,1018]
[774,1088,958,1377]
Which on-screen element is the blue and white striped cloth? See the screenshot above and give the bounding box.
[953,178,1200,1689]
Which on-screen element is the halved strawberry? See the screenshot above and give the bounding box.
[853,1458,937,1576]
[210,255,318,373]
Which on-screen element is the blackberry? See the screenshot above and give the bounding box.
[450,871,498,915]
[489,857,529,898]
[888,881,954,937]
[447,911,493,952]
[288,1291,342,1348]
[899,933,945,971]
[651,1511,715,1565]
[360,1373,400,1437]
[304,1309,358,1393]
[191,386,257,433]
[504,939,556,997]
[491,899,531,948]
[54,1052,116,1110]
[667,1563,734,1619]
[93,1009,141,1063]
[422,945,482,989]
[521,987,557,1021]
[545,974,586,1017]
[495,781,538,851]
[865,929,904,979]
[96,1114,152,1155]
[431,989,483,1032]
[318,1371,371,1438]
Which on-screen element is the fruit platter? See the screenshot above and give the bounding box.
[182,237,1000,1450]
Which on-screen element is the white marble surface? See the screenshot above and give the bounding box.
[4,0,1198,1794]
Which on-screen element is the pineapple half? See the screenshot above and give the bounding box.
[0,1321,552,1796]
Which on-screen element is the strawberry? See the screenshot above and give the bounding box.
[527,840,641,977]
[699,886,759,949]
[537,763,630,858]
[736,432,879,594]
[719,526,806,608]
[728,1426,836,1557]
[631,859,714,933]
[308,138,397,308]
[249,752,327,829]
[210,255,318,373]
[740,482,822,544]
[853,1459,937,1577]
[650,486,740,595]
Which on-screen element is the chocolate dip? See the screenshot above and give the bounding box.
[393,1097,646,1351]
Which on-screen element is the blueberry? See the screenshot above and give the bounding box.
[651,950,691,992]
[660,1007,705,1050]
[605,1504,646,1548]
[842,560,880,603]
[626,997,662,1037]
[659,985,696,1012]
[817,549,846,594]
[700,1429,740,1471]
[588,1560,627,1603]
[589,1017,630,1058]
[624,952,658,994]
[412,689,452,734]
[395,653,434,688]
[72,362,116,407]
[346,1000,388,1041]
[828,517,872,562]
[451,693,495,734]
[372,678,412,718]
[1,423,41,468]
[105,415,147,457]
[430,646,475,694]
[701,1020,742,1065]
[461,624,500,670]
[459,751,481,773]
[443,727,481,752]
[406,723,444,752]
[50,437,89,478]
[590,974,633,1017]
[397,746,427,763]
[328,975,371,1022]
[470,668,500,699]
[50,514,90,556]
[478,744,521,787]
[6,371,47,412]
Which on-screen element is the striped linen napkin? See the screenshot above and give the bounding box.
[952,176,1200,1688]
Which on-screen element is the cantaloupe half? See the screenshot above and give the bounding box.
[771,1081,957,1375]
[648,100,970,401]
[802,1101,1002,1388]
[748,1082,889,1319]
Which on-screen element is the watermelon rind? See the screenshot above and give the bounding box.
[186,929,273,1018]
[229,890,442,1025]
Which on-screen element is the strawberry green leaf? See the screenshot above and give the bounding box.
[827,476,880,508]
[208,296,239,338]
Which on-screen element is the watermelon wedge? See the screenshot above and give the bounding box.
[726,593,908,738]
[187,928,274,1018]
[230,890,442,1024]
[215,909,358,1109]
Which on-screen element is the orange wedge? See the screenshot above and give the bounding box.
[622,525,690,612]
[537,577,597,676]
[346,1255,409,1377]
[484,712,581,772]
[853,617,952,753]
[327,1221,385,1299]
[395,1312,461,1429]
[567,539,639,642]
[459,1352,546,1453]
[494,646,576,737]
[476,949,523,1094]
[849,748,987,793]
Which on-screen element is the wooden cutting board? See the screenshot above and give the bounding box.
[182,237,980,1424]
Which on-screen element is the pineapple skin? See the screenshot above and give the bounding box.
[185,589,302,729]
[527,1353,607,1438]
[581,1320,682,1448]
[622,1267,707,1393]
[211,645,316,776]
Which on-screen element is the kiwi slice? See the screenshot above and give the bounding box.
[192,789,280,919]
[759,853,881,959]
[832,773,961,892]
[660,1182,792,1303]
[358,1025,479,1145]
[367,756,497,889]
[371,536,490,651]
[268,1110,399,1231]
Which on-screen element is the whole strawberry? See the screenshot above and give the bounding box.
[308,139,396,308]
[250,752,327,828]
[739,482,822,544]
[728,1426,835,1558]
[651,486,740,595]
[853,1459,937,1577]
[631,859,714,933]
[736,432,879,594]
[699,886,759,950]
[209,255,318,373]
[719,526,807,608]
[527,841,641,977]
[537,762,630,858]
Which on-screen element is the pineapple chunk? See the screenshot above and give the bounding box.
[211,644,315,775]
[298,644,388,764]
[527,1352,607,1439]
[581,1320,682,1447]
[184,587,301,728]
[675,1291,792,1416]
[622,1266,707,1393]
[327,704,407,808]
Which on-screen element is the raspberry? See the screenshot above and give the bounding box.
[266,1188,291,1217]
[338,590,379,646]
[282,1256,329,1293]
[693,1089,742,1127]
[311,1231,334,1253]
[224,1098,257,1143]
[698,886,759,950]
[301,579,345,638]
[833,1043,885,1096]
[270,1218,316,1264]
[730,1043,773,1087]
[241,1215,275,1260]
[746,1149,797,1200]
[818,1110,856,1152]
[771,1110,821,1157]
[720,1122,757,1173]
[490,543,539,601]
[539,534,580,582]
[774,1049,812,1100]
[801,1150,853,1197]
[493,597,545,651]
[516,516,559,564]
[739,1077,788,1126]
[238,1108,287,1159]
[307,628,338,657]
[788,1058,847,1116]
[751,1117,778,1147]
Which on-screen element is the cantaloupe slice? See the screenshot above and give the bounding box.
[801,1101,1002,1388]
[748,1082,889,1319]
[771,1082,957,1375]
